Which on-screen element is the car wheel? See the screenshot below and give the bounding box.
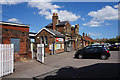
[101,55,107,60]
[78,54,83,59]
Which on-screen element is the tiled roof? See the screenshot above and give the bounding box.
[56,21,68,26]
[36,28,65,38]
[48,28,65,37]
[45,21,68,28]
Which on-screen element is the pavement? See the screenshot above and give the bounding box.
[1,51,120,79]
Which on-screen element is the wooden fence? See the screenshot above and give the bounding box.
[0,44,14,77]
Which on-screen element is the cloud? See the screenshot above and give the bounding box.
[7,18,19,23]
[88,5,118,21]
[1,0,80,22]
[0,0,28,5]
[83,20,104,27]
[85,5,118,27]
[82,18,85,20]
[88,32,101,36]
[58,10,80,21]
[114,4,119,8]
[105,23,111,26]
[28,0,60,11]
[79,27,83,30]
[33,11,36,14]
[28,1,80,21]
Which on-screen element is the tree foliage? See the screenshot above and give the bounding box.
[105,36,120,44]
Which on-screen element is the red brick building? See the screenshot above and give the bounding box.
[45,13,82,51]
[35,28,65,56]
[94,38,108,44]
[0,21,31,61]
[82,32,94,46]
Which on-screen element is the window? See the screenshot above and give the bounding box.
[41,36,44,44]
[45,36,48,45]
[56,44,61,49]
[94,47,102,52]
[31,39,35,42]
[86,48,94,52]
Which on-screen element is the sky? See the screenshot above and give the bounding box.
[0,0,119,39]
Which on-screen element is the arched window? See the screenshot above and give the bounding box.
[41,36,44,44]
[45,36,48,45]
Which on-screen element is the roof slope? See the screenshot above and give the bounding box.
[46,21,68,28]
[36,28,65,38]
[0,21,29,27]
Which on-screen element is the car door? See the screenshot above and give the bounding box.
[93,47,102,57]
[84,47,94,58]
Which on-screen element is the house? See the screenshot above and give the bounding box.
[35,28,65,56]
[94,38,108,44]
[82,32,94,46]
[45,13,82,51]
[71,25,83,50]
[0,21,31,61]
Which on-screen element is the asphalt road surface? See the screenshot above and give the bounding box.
[34,51,120,80]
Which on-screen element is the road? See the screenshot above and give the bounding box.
[2,51,120,79]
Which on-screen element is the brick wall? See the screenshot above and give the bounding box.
[36,29,55,56]
[71,29,75,35]
[36,30,54,44]
[56,26,65,34]
[1,25,31,61]
[36,29,65,56]
[65,22,71,34]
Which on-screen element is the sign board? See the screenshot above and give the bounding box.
[56,38,63,42]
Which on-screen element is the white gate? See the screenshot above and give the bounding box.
[0,44,14,77]
[37,44,44,63]
[51,43,55,55]
[31,43,34,59]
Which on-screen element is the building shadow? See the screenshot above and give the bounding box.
[34,63,120,80]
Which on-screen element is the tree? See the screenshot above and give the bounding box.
[106,38,116,44]
[91,41,95,44]
[116,36,120,43]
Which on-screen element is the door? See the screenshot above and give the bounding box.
[37,44,44,63]
[67,41,72,52]
[10,38,20,52]
[94,47,102,57]
[85,47,94,58]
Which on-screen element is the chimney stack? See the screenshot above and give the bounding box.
[83,32,85,37]
[75,24,79,35]
[52,13,58,30]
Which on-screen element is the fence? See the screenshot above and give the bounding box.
[0,44,14,77]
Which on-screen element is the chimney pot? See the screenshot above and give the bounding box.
[53,13,55,15]
[83,32,85,37]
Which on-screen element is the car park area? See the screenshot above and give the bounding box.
[3,50,120,79]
